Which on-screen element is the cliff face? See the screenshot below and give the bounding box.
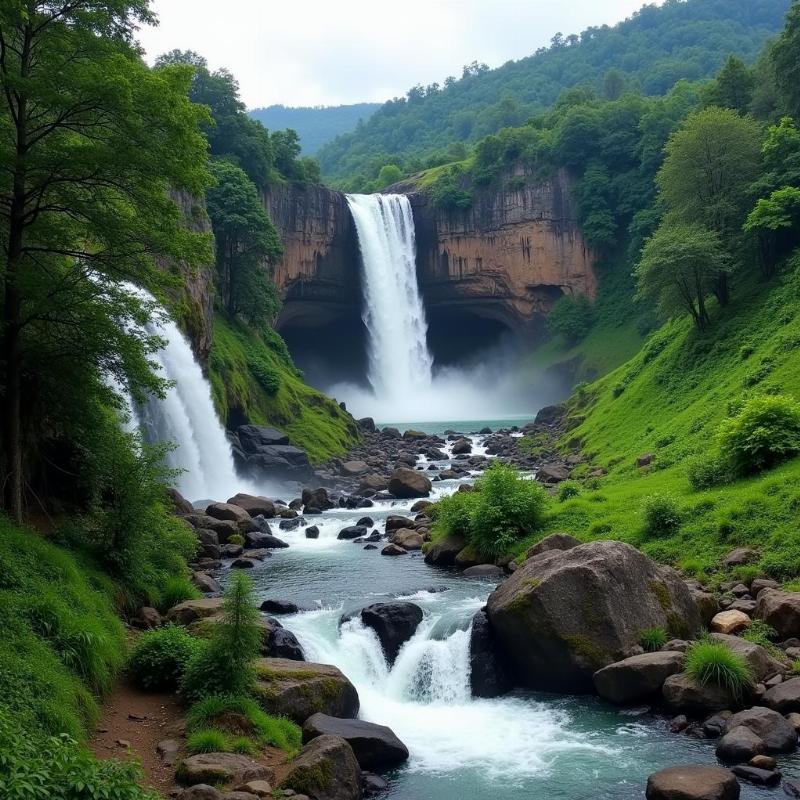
[409,168,596,332]
[265,183,360,329]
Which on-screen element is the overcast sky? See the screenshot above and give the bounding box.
[136,0,661,110]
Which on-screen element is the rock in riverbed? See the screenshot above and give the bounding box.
[645,765,740,800]
[280,734,362,800]
[361,602,423,665]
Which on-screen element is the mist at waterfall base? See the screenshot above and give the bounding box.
[330,193,543,424]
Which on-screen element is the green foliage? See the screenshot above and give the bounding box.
[685,640,753,698]
[248,355,282,396]
[772,0,800,118]
[376,164,404,189]
[717,394,800,476]
[158,576,201,613]
[432,463,548,560]
[548,295,594,344]
[704,55,755,114]
[557,481,581,502]
[186,728,230,754]
[0,710,158,800]
[186,695,301,755]
[687,454,729,490]
[431,165,474,210]
[741,619,781,654]
[641,494,683,538]
[128,625,200,692]
[181,573,263,701]
[639,627,668,652]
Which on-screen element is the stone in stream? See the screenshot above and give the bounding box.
[244,531,289,549]
[361,602,424,665]
[206,502,253,528]
[269,627,305,661]
[302,713,409,769]
[593,651,685,705]
[469,609,513,698]
[260,599,301,614]
[463,564,504,578]
[387,467,432,499]
[279,734,362,800]
[389,528,424,550]
[305,525,320,539]
[715,726,766,763]
[385,515,415,532]
[723,706,797,753]
[338,525,368,541]
[424,535,467,567]
[730,765,780,786]
[381,543,407,556]
[645,765,740,800]
[227,493,276,518]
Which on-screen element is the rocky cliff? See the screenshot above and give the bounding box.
[409,167,596,333]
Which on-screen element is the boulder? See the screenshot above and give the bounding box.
[410,500,434,513]
[389,529,424,550]
[381,544,406,556]
[359,474,388,492]
[385,516,415,532]
[361,602,424,665]
[716,727,765,763]
[536,464,570,484]
[183,514,239,543]
[338,526,368,541]
[254,658,359,723]
[302,714,409,769]
[750,579,779,596]
[469,609,513,698]
[261,600,301,615]
[279,735,362,800]
[178,786,224,800]
[192,571,221,594]
[167,597,223,625]
[424,535,467,567]
[533,405,564,426]
[451,438,472,455]
[302,487,334,511]
[227,494,276,518]
[269,628,305,661]
[306,526,320,539]
[486,541,701,692]
[244,531,288,549]
[663,673,745,713]
[237,425,290,450]
[711,610,751,635]
[645,765,739,800]
[709,634,785,682]
[357,417,376,432]
[387,468,432,499]
[234,781,273,798]
[594,651,685,705]
[724,706,796,752]
[763,676,800,713]
[178,753,270,787]
[755,589,800,640]
[167,487,194,515]
[231,558,256,569]
[730,765,780,786]
[723,548,758,568]
[206,502,252,527]
[463,564,504,579]
[341,461,369,477]
[525,533,581,560]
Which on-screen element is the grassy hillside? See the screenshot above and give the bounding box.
[521,259,800,584]
[249,103,381,155]
[208,316,359,462]
[319,0,789,182]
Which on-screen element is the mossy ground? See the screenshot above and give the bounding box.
[514,260,800,585]
[208,315,358,463]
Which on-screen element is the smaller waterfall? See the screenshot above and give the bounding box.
[346,194,434,400]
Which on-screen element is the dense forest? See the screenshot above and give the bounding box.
[320,0,790,188]
[249,103,381,155]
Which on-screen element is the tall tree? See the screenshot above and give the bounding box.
[656,107,762,304]
[704,55,755,115]
[0,1,211,520]
[772,0,800,118]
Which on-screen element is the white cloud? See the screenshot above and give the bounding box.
[136,0,661,108]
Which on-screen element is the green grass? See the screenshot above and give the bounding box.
[639,627,669,652]
[128,624,200,691]
[684,640,753,699]
[157,575,200,613]
[208,315,359,463]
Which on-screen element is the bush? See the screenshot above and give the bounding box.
[181,573,262,701]
[717,394,800,476]
[741,619,780,655]
[639,627,668,652]
[128,625,200,691]
[186,694,301,755]
[0,710,157,800]
[547,294,594,344]
[687,454,729,489]
[641,493,683,538]
[157,576,200,613]
[248,354,281,396]
[685,640,753,699]
[557,481,581,501]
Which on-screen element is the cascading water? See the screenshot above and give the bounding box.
[346,194,434,399]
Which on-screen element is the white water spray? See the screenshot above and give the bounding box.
[346,194,434,399]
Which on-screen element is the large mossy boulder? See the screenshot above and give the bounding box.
[254,658,359,723]
[302,714,409,769]
[486,541,701,692]
[279,734,362,800]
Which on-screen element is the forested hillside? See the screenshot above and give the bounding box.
[320,0,790,187]
[249,103,381,154]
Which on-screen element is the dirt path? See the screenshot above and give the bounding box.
[90,681,185,796]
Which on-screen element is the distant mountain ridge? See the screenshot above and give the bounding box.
[248,102,381,155]
[317,0,791,182]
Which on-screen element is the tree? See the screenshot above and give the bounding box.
[705,56,755,115]
[0,2,212,520]
[375,164,403,189]
[656,108,762,304]
[603,69,626,101]
[547,294,594,344]
[206,160,283,325]
[635,223,729,330]
[772,0,800,118]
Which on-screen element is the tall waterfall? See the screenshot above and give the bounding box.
[346,194,433,399]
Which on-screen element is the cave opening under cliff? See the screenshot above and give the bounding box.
[425,307,516,370]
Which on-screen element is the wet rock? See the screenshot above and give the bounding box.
[711,610,751,635]
[305,526,320,539]
[645,765,739,800]
[385,516,415,532]
[254,658,359,723]
[243,549,272,561]
[755,589,800,640]
[730,765,780,786]
[338,526,368,541]
[716,726,765,763]
[279,518,305,531]
[244,531,289,549]
[231,558,256,569]
[279,734,362,800]
[381,544,406,556]
[389,529,423,550]
[663,672,748,714]
[361,602,424,665]
[178,753,271,787]
[724,706,796,753]
[424,535,467,567]
[487,541,701,692]
[469,609,513,698]
[261,600,301,615]
[227,494,276,518]
[594,652,685,705]
[356,517,374,528]
[302,487,334,511]
[410,500,434,514]
[221,543,244,559]
[463,564,504,578]
[302,714,409,769]
[451,438,472,455]
[270,628,305,661]
[361,773,388,795]
[387,468,432,499]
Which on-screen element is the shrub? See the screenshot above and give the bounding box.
[158,576,200,613]
[717,394,800,476]
[641,493,683,537]
[248,354,281,396]
[0,710,157,800]
[639,627,668,652]
[430,491,476,539]
[128,625,200,691]
[186,694,301,754]
[741,619,780,655]
[181,573,262,701]
[685,641,753,699]
[547,294,594,344]
[557,481,581,502]
[687,454,729,490]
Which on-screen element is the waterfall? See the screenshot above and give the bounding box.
[121,287,250,502]
[346,194,433,399]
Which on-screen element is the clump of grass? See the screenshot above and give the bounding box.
[685,640,753,699]
[157,575,200,613]
[641,493,683,538]
[791,660,800,675]
[639,627,668,652]
[558,481,581,502]
[186,728,230,754]
[741,618,780,656]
